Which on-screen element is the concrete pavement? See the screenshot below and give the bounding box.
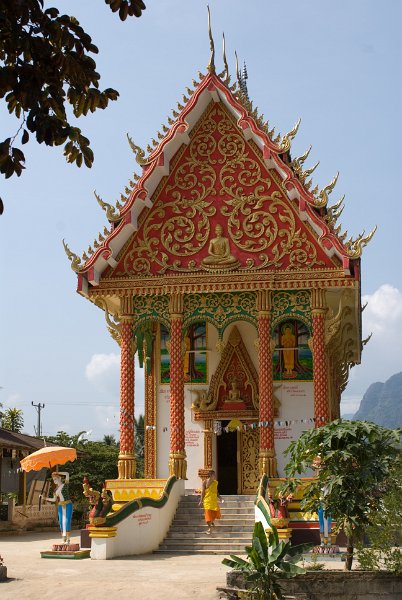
[0,530,229,600]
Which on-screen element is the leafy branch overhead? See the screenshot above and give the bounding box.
[0,0,146,179]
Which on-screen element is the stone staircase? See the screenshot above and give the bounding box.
[155,494,255,554]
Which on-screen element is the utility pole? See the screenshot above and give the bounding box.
[32,401,45,437]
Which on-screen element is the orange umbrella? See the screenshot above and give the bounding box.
[20,446,77,472]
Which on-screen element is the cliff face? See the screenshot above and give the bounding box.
[353,372,402,428]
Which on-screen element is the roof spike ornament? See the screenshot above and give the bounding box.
[294,145,313,166]
[235,50,241,88]
[62,239,82,273]
[314,172,339,208]
[302,160,320,179]
[280,117,301,152]
[94,190,120,222]
[207,5,215,73]
[126,133,148,166]
[239,61,249,100]
[222,32,229,81]
[345,226,377,258]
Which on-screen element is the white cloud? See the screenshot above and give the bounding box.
[85,352,146,418]
[85,353,120,396]
[362,284,402,333]
[341,283,402,413]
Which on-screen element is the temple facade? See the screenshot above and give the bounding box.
[65,39,374,499]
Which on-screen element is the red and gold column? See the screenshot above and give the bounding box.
[144,324,156,479]
[311,289,329,426]
[257,290,277,477]
[118,297,136,479]
[168,293,187,479]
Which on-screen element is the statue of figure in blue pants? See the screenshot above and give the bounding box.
[318,504,332,546]
[43,471,72,544]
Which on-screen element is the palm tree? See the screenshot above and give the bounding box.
[103,434,118,446]
[1,408,24,432]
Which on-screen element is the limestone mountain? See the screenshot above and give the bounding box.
[353,371,402,428]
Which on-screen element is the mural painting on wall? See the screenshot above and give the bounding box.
[160,322,208,384]
[273,320,313,381]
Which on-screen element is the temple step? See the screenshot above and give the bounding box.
[154,494,255,555]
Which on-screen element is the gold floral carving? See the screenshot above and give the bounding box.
[240,429,260,494]
[121,104,326,275]
[271,290,312,330]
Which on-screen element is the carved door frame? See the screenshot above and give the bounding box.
[237,427,260,494]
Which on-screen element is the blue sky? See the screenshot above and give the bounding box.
[1,0,401,439]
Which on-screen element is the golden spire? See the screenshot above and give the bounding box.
[207,5,215,73]
[235,50,241,87]
[313,172,339,208]
[302,160,320,178]
[345,226,377,258]
[94,190,120,222]
[295,145,312,165]
[222,32,229,80]
[126,133,148,166]
[280,118,301,152]
[62,239,82,272]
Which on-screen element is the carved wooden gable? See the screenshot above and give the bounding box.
[106,102,339,278]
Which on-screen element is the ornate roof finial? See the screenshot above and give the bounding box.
[345,226,377,258]
[235,50,241,87]
[126,133,148,166]
[94,190,120,222]
[313,172,339,208]
[280,118,301,152]
[239,61,249,100]
[62,239,82,273]
[222,32,229,80]
[207,5,215,73]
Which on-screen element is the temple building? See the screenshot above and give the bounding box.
[64,26,374,502]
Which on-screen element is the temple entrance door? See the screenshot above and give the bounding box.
[239,428,260,494]
[217,421,238,494]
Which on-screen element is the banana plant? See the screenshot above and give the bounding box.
[222,521,312,600]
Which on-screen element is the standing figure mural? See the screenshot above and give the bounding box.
[273,320,313,381]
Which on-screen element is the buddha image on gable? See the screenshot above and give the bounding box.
[273,320,313,381]
[202,224,239,270]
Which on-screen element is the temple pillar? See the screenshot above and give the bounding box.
[144,326,157,478]
[311,289,329,426]
[257,290,277,477]
[204,419,213,471]
[118,297,136,479]
[168,293,187,479]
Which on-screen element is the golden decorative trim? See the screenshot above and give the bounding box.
[259,449,278,478]
[88,526,117,539]
[118,454,136,480]
[168,452,187,479]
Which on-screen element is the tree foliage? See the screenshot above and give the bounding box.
[281,419,401,570]
[45,430,119,501]
[223,521,311,600]
[135,413,144,478]
[0,0,146,180]
[1,407,24,432]
[356,457,402,573]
